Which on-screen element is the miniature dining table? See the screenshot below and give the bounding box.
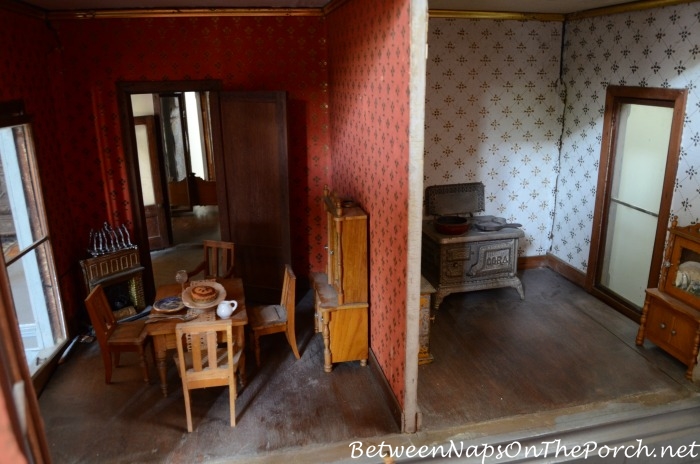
[145,277,248,397]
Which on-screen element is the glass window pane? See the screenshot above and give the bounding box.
[8,243,65,375]
[0,123,65,377]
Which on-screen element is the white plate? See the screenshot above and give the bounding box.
[182,282,226,309]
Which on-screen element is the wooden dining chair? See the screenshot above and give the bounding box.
[175,319,242,432]
[187,240,235,279]
[84,284,151,384]
[249,265,300,366]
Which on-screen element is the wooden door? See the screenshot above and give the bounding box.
[587,86,687,320]
[210,91,291,303]
[135,115,171,250]
[154,93,193,212]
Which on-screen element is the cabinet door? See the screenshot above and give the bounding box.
[210,92,291,303]
[646,303,696,361]
[669,313,698,359]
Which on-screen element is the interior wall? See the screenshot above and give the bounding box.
[424,18,564,257]
[425,3,700,274]
[0,8,85,328]
[554,2,700,272]
[327,0,413,407]
[42,15,332,322]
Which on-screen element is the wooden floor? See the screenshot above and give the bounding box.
[38,268,700,463]
[39,215,700,463]
[418,270,699,430]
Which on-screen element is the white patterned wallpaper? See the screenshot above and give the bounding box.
[555,3,700,272]
[425,3,700,272]
[424,19,564,257]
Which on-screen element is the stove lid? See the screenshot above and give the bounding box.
[425,182,485,216]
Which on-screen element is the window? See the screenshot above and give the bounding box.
[0,101,66,377]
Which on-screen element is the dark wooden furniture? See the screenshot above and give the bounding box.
[175,319,242,431]
[249,265,300,366]
[84,284,151,384]
[637,218,700,380]
[79,246,146,321]
[168,175,218,208]
[312,187,369,372]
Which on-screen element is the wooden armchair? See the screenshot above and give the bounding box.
[187,240,235,279]
[175,319,242,432]
[249,265,301,366]
[84,284,151,384]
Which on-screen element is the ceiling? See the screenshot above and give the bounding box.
[17,0,644,14]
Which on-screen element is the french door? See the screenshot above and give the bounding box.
[588,86,687,319]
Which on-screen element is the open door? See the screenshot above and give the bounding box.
[210,91,291,304]
[135,115,171,250]
[120,82,290,305]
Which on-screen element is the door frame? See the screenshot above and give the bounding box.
[586,85,687,322]
[134,115,171,250]
[117,80,223,303]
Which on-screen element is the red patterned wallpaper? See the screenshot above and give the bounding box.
[0,9,86,327]
[51,14,330,267]
[40,15,331,319]
[2,2,412,409]
[327,0,411,407]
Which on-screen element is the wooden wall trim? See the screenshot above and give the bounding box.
[566,0,700,20]
[368,348,403,432]
[518,255,548,270]
[47,7,323,20]
[429,0,700,21]
[544,253,587,288]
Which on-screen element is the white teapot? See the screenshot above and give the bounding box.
[216,300,238,319]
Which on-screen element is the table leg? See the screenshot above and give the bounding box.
[152,335,169,397]
[235,326,246,386]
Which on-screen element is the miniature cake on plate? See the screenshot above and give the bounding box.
[190,284,218,304]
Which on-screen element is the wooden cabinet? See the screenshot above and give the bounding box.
[636,218,700,380]
[311,187,369,372]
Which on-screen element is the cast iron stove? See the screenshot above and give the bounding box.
[421,182,525,310]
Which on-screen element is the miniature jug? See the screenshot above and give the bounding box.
[216,300,238,319]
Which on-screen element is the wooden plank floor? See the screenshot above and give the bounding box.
[38,267,699,463]
[418,268,699,431]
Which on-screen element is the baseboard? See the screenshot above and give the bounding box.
[368,348,403,431]
[544,252,587,287]
[518,253,587,287]
[518,255,548,270]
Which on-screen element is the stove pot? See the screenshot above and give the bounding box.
[435,216,470,235]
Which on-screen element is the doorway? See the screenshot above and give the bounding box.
[132,92,220,251]
[118,81,292,305]
[587,86,687,320]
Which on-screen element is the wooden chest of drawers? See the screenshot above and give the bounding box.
[422,219,524,310]
[636,288,700,379]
